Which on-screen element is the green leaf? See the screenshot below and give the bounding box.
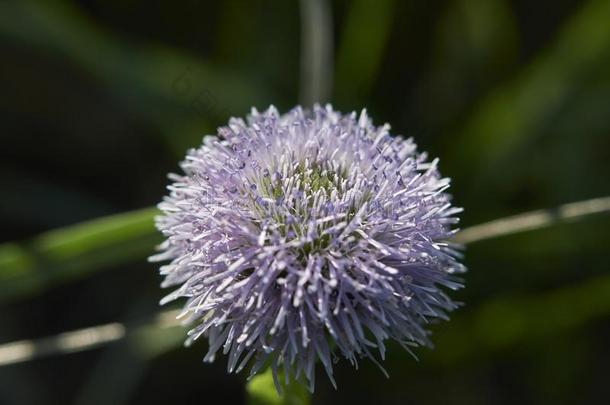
[246,368,310,405]
[0,207,158,302]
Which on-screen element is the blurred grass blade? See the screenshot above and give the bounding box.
[0,207,158,302]
[454,0,610,172]
[334,0,395,106]
[0,323,126,366]
[246,368,310,405]
[299,0,333,105]
[454,196,610,244]
[0,1,274,154]
[75,308,185,405]
[0,310,181,367]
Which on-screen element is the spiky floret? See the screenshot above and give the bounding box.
[151,105,465,391]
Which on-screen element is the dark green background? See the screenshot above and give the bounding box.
[1,0,609,404]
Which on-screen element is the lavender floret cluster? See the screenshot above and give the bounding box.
[151,105,465,391]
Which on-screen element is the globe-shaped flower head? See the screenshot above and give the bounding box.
[151,105,465,391]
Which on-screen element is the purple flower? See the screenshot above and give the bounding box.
[150,105,465,391]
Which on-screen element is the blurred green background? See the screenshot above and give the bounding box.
[0,0,609,404]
